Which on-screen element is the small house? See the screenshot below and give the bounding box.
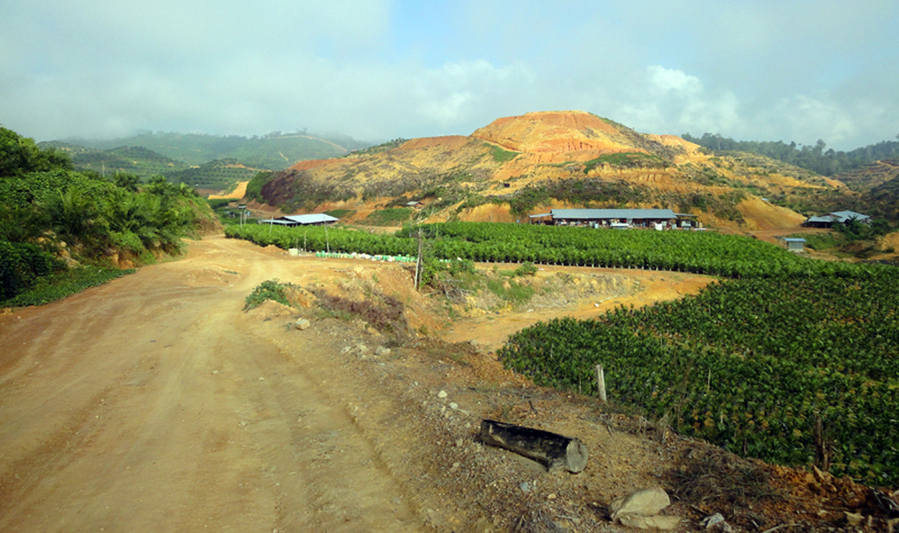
[783,237,806,252]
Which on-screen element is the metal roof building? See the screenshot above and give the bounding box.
[542,208,694,228]
[783,237,807,252]
[804,210,870,228]
[258,214,339,227]
[552,208,679,221]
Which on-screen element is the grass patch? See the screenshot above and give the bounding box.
[1,266,135,307]
[485,277,535,307]
[583,152,669,173]
[324,209,356,220]
[792,232,842,251]
[362,208,414,226]
[490,145,519,163]
[244,279,292,311]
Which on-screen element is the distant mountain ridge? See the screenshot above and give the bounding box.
[47,131,368,167]
[39,131,374,191]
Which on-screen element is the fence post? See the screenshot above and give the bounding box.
[595,364,607,403]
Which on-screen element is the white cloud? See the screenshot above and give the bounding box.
[1,0,896,150]
[647,66,703,97]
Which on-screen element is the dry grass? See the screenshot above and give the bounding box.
[668,445,785,506]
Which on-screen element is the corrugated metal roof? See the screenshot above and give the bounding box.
[784,238,806,242]
[551,208,678,220]
[807,215,835,223]
[829,211,870,223]
[279,214,339,224]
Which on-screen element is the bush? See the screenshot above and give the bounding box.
[514,262,538,277]
[2,265,133,307]
[0,241,66,301]
[244,279,292,310]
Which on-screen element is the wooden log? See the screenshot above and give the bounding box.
[479,419,588,473]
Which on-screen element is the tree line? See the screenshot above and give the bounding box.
[682,132,899,177]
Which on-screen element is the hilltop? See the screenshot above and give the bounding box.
[246,111,853,231]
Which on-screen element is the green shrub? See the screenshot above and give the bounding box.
[244,279,291,310]
[0,241,66,300]
[514,262,538,277]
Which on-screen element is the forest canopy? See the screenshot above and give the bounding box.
[682,132,899,177]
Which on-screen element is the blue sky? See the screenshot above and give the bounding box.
[1,0,897,150]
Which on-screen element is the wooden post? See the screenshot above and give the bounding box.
[814,413,830,470]
[595,364,607,403]
[480,419,588,473]
[414,229,424,291]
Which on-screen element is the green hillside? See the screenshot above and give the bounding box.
[55,131,363,169]
[165,158,261,190]
[41,143,189,179]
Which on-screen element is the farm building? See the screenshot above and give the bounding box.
[803,210,871,228]
[782,237,807,252]
[257,214,339,227]
[531,208,696,229]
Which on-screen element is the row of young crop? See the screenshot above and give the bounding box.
[497,271,899,485]
[401,222,879,279]
[225,224,415,256]
[228,222,887,280]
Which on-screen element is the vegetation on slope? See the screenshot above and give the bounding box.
[40,143,189,179]
[1,127,217,306]
[499,270,899,486]
[682,132,899,178]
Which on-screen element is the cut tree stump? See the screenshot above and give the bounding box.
[479,419,588,473]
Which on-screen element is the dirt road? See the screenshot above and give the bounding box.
[1,235,728,532]
[0,236,429,532]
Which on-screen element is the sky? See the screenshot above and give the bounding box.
[1,0,897,150]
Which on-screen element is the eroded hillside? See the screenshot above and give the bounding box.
[247,111,853,230]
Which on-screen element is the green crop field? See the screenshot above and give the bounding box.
[225,221,899,485]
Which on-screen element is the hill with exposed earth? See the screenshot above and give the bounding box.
[244,111,856,230]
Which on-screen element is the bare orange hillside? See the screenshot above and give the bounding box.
[396,136,470,151]
[471,110,640,154]
[288,157,346,172]
[208,180,248,200]
[242,110,859,234]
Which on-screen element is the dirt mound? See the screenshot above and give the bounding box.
[736,197,807,230]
